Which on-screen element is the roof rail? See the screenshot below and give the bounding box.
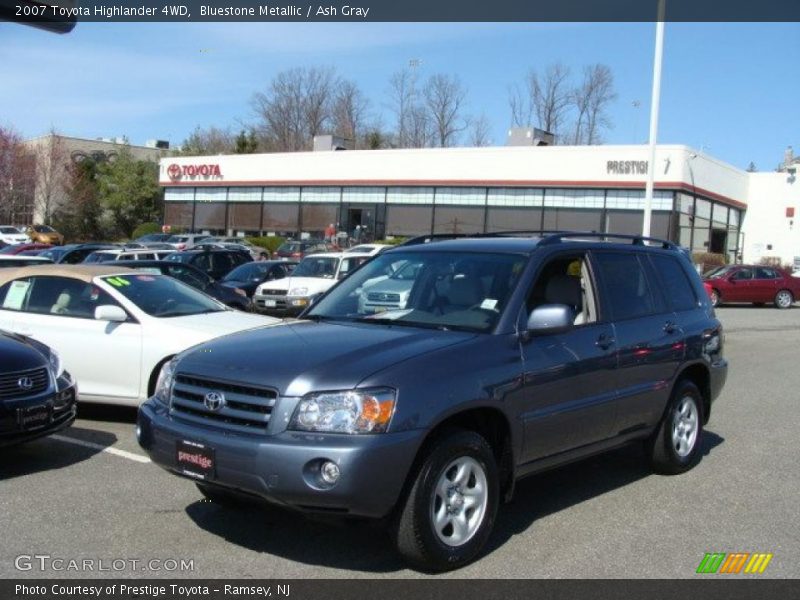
[397,230,575,247]
[538,231,677,249]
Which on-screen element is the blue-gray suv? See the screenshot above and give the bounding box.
[137,232,727,571]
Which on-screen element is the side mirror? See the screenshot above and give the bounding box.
[95,305,127,322]
[526,304,575,335]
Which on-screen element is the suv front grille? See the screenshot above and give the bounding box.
[0,367,50,399]
[367,292,401,302]
[169,374,277,434]
[262,289,287,296]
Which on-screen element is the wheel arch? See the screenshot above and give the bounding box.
[147,354,177,398]
[674,363,711,425]
[411,406,515,503]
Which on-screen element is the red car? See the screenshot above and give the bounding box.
[0,242,53,255]
[703,265,800,309]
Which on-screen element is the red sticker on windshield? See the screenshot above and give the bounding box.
[136,275,156,282]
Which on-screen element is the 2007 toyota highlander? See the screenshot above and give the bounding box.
[137,232,727,571]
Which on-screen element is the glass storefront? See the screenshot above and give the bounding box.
[163,185,743,251]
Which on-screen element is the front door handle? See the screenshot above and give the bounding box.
[596,334,615,350]
[664,321,677,334]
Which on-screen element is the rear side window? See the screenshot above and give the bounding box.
[755,267,779,279]
[650,254,698,312]
[593,252,657,320]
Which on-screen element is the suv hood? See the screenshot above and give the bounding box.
[0,330,48,372]
[284,276,336,295]
[175,320,476,396]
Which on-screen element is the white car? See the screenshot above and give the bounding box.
[83,248,174,263]
[346,243,392,256]
[0,265,281,406]
[0,255,52,268]
[253,252,372,314]
[0,226,29,245]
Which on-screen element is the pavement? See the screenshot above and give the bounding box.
[1,306,798,579]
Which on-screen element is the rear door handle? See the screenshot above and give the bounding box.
[596,334,615,350]
[664,321,677,334]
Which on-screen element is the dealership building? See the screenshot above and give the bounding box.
[160,143,800,265]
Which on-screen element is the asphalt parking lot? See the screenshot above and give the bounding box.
[1,306,798,579]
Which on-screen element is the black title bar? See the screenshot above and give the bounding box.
[5,0,800,24]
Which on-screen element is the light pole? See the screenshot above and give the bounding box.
[642,0,666,238]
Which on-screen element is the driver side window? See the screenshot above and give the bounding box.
[525,254,598,326]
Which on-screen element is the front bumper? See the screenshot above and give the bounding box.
[0,376,77,447]
[137,399,423,518]
[253,293,307,316]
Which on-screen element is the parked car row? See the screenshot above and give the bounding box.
[702,264,800,308]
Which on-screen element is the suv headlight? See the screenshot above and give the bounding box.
[288,287,308,297]
[154,358,178,405]
[289,388,396,434]
[48,349,65,379]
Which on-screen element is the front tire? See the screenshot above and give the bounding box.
[774,289,794,309]
[393,429,499,572]
[648,380,704,475]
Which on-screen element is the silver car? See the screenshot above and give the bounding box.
[358,259,422,313]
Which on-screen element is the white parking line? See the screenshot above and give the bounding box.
[50,434,151,464]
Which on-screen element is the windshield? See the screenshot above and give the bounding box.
[0,227,21,234]
[308,251,528,333]
[40,246,70,261]
[293,256,339,279]
[84,252,116,263]
[224,262,268,280]
[34,225,55,233]
[101,274,225,317]
[706,265,736,279]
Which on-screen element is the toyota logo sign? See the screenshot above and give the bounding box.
[203,391,226,412]
[167,163,182,180]
[17,377,34,391]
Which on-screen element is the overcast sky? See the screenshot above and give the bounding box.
[1,21,798,171]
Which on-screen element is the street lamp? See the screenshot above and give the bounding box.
[642,0,666,238]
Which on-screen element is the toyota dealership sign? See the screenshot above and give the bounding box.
[167,163,222,181]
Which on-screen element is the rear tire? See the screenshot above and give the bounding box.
[393,429,499,572]
[648,380,704,475]
[774,289,794,309]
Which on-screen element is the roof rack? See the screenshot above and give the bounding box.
[398,230,580,247]
[538,231,677,249]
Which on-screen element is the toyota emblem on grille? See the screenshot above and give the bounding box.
[17,377,34,391]
[204,391,226,412]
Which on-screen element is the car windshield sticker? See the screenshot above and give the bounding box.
[106,276,131,287]
[480,298,498,310]
[2,280,30,310]
[135,275,156,282]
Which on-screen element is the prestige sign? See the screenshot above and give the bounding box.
[166,163,222,181]
[607,160,648,175]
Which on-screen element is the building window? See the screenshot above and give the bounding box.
[195,187,226,202]
[263,187,301,203]
[164,187,194,202]
[227,187,262,202]
[487,188,543,207]
[342,187,385,204]
[435,187,485,206]
[545,188,604,209]
[387,187,435,205]
[301,187,339,203]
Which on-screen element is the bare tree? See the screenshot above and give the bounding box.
[0,126,35,224]
[423,73,468,148]
[509,63,572,141]
[508,83,533,128]
[332,79,370,147]
[387,69,415,148]
[252,67,338,152]
[177,126,236,155]
[572,64,616,145]
[468,113,492,147]
[31,128,69,223]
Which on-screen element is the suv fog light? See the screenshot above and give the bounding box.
[320,461,340,485]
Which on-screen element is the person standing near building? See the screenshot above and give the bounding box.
[324,223,336,243]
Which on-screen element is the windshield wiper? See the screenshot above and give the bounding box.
[352,316,452,331]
